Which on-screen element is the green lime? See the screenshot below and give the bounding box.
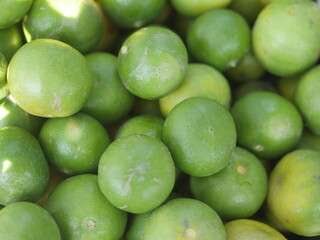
[98,0,166,29]
[0,202,61,240]
[0,52,7,88]
[163,97,237,177]
[171,0,232,18]
[115,114,164,140]
[118,26,188,100]
[268,149,320,236]
[187,9,250,71]
[231,91,303,159]
[277,74,300,101]
[0,0,33,29]
[159,63,231,117]
[225,219,287,240]
[296,128,320,152]
[143,198,227,240]
[190,147,268,220]
[98,134,175,213]
[7,39,93,118]
[46,174,127,240]
[229,0,264,25]
[294,65,320,135]
[82,52,134,125]
[0,96,44,136]
[23,0,103,53]
[252,0,320,77]
[0,23,25,61]
[39,112,110,175]
[0,126,49,205]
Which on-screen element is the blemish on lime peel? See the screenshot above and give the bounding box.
[184,228,196,240]
[237,164,247,175]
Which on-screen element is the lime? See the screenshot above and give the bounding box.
[294,65,320,135]
[225,219,287,240]
[98,134,175,213]
[0,127,49,205]
[229,0,264,25]
[171,0,232,18]
[7,39,93,118]
[231,91,303,159]
[277,74,300,101]
[0,202,61,240]
[131,98,162,117]
[98,0,166,29]
[143,198,226,240]
[159,63,231,117]
[115,114,164,140]
[268,149,320,236]
[82,52,134,125]
[296,128,320,152]
[118,26,188,100]
[190,147,268,220]
[252,0,320,77]
[46,174,127,240]
[187,9,250,71]
[0,0,33,29]
[23,0,103,53]
[39,112,110,175]
[163,97,237,177]
[0,52,7,88]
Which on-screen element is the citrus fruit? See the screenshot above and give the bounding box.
[171,0,232,18]
[229,0,264,25]
[118,26,188,100]
[115,114,164,140]
[143,198,227,240]
[296,128,320,152]
[231,91,303,159]
[187,9,250,71]
[0,202,61,240]
[294,65,320,135]
[0,96,44,136]
[0,52,7,88]
[98,134,175,213]
[131,98,162,117]
[268,149,320,236]
[159,63,231,117]
[225,219,287,240]
[39,112,110,175]
[0,0,33,29]
[82,52,134,125]
[252,0,320,77]
[23,0,103,53]
[98,0,166,29]
[0,126,49,205]
[46,174,127,240]
[163,97,237,177]
[190,147,268,220]
[277,74,300,101]
[7,38,93,118]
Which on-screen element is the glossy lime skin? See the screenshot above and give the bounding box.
[82,52,134,125]
[0,96,44,136]
[23,0,103,53]
[143,198,227,240]
[231,91,303,159]
[0,127,49,205]
[46,174,127,240]
[118,26,188,100]
[7,39,93,118]
[0,52,7,88]
[187,9,250,71]
[98,0,166,29]
[225,219,287,240]
[190,147,268,221]
[0,0,33,29]
[163,97,237,177]
[0,202,61,240]
[115,114,164,140]
[294,65,320,136]
[0,24,25,61]
[252,0,320,77]
[268,150,320,236]
[160,63,231,116]
[98,134,175,214]
[39,112,110,175]
[171,0,232,18]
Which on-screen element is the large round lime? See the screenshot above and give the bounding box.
[7,39,93,118]
[163,97,237,177]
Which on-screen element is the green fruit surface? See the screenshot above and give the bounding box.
[0,24,25,61]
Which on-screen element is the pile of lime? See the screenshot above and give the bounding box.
[1,0,320,239]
